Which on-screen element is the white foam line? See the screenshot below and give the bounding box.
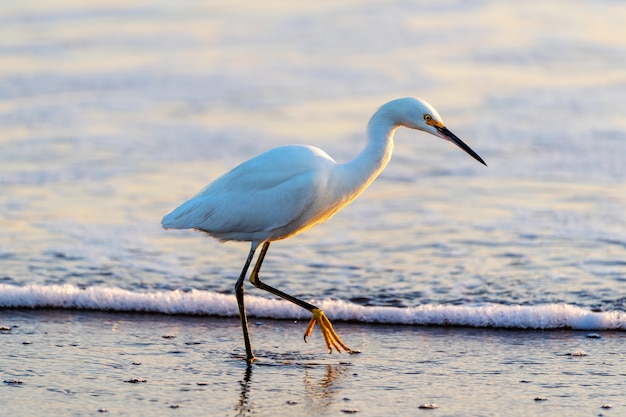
[0,284,624,330]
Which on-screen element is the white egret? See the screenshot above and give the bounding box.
[162,97,486,362]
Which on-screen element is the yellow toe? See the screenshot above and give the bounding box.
[303,308,352,354]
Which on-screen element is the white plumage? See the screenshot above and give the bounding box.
[162,97,486,362]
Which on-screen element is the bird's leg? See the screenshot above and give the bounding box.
[235,243,258,363]
[249,242,352,354]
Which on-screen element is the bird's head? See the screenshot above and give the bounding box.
[378,97,487,166]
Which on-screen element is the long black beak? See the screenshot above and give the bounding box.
[436,126,487,166]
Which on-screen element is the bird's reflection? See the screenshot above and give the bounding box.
[235,364,253,417]
[303,363,349,413]
[234,360,350,416]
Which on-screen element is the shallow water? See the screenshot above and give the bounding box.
[1,0,625,414]
[2,310,624,416]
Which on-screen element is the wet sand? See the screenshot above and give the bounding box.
[1,309,623,416]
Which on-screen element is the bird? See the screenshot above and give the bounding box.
[162,97,486,363]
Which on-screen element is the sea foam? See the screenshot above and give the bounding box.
[0,284,624,330]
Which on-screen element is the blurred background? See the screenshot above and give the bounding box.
[1,0,625,312]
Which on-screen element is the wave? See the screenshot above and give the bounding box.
[0,284,624,330]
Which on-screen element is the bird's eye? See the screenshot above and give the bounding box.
[424,114,432,122]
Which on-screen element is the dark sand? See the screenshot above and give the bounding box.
[1,310,623,416]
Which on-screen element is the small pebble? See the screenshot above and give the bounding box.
[124,378,147,383]
[567,351,587,356]
[534,397,548,402]
[3,379,23,385]
[418,403,439,409]
[97,408,108,413]
[0,326,11,331]
[131,362,141,366]
[196,382,208,386]
[169,405,180,409]
[286,400,297,405]
[22,341,32,345]
[341,409,359,414]
[519,380,532,383]
[162,335,176,339]
[601,404,612,409]
[586,333,602,339]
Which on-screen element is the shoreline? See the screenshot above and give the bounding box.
[2,309,623,416]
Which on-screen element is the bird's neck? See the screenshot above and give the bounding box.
[336,115,397,198]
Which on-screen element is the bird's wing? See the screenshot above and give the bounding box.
[162,145,335,241]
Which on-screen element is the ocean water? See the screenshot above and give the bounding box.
[1,0,624,327]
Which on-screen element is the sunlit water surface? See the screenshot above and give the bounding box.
[1,0,624,313]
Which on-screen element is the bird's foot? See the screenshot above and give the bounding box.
[304,308,352,354]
